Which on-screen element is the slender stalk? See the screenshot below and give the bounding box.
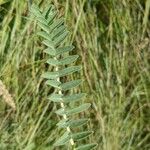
[55,57,75,146]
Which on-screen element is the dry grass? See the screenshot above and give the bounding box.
[0,80,16,110]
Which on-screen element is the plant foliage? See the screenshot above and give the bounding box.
[30,4,97,149]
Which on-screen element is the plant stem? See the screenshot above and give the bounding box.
[55,57,75,146]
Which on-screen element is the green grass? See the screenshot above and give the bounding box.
[0,0,150,149]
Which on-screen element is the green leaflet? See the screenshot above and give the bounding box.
[46,55,79,66]
[48,94,63,102]
[55,108,65,116]
[43,45,74,56]
[42,71,58,79]
[55,103,91,116]
[63,93,86,103]
[57,118,89,128]
[56,119,68,128]
[46,80,61,89]
[36,17,48,26]
[49,18,64,33]
[42,66,82,79]
[46,79,81,91]
[31,4,56,25]
[51,25,66,39]
[42,30,69,48]
[42,40,55,49]
[60,65,81,77]
[76,144,98,150]
[68,118,89,127]
[43,5,53,18]
[47,11,57,24]
[53,30,69,46]
[39,30,69,48]
[61,79,82,91]
[72,131,93,141]
[38,28,68,47]
[48,93,86,103]
[37,31,52,41]
[67,103,91,116]
[44,48,56,56]
[54,45,75,56]
[54,131,70,146]
[37,22,50,33]
[30,4,43,18]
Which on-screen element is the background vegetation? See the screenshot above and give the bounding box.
[0,0,150,149]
